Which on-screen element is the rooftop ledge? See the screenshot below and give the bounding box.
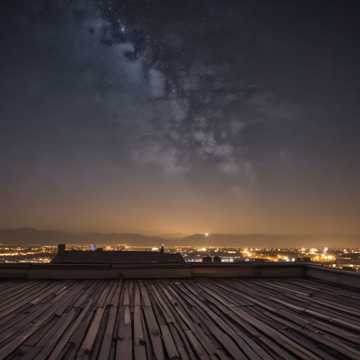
[0,262,359,289]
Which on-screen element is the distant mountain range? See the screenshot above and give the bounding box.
[0,228,164,247]
[0,228,359,248]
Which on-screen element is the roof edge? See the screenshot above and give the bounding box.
[0,262,359,289]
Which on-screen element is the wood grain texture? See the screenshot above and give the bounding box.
[0,278,359,359]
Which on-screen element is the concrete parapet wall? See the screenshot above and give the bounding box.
[305,265,360,290]
[0,263,359,286]
[0,262,305,280]
[190,263,305,278]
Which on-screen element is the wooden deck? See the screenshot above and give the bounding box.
[0,278,359,359]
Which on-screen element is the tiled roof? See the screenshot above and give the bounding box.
[52,250,185,264]
[0,278,359,359]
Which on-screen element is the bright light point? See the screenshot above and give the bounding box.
[204,232,209,237]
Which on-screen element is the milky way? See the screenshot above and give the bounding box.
[1,0,360,235]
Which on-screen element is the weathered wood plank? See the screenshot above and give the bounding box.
[0,277,360,360]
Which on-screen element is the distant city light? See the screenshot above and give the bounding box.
[0,244,359,272]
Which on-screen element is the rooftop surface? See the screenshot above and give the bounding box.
[51,250,185,265]
[0,277,359,360]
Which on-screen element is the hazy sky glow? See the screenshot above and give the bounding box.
[1,0,360,236]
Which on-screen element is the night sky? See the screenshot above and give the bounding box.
[1,0,360,236]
